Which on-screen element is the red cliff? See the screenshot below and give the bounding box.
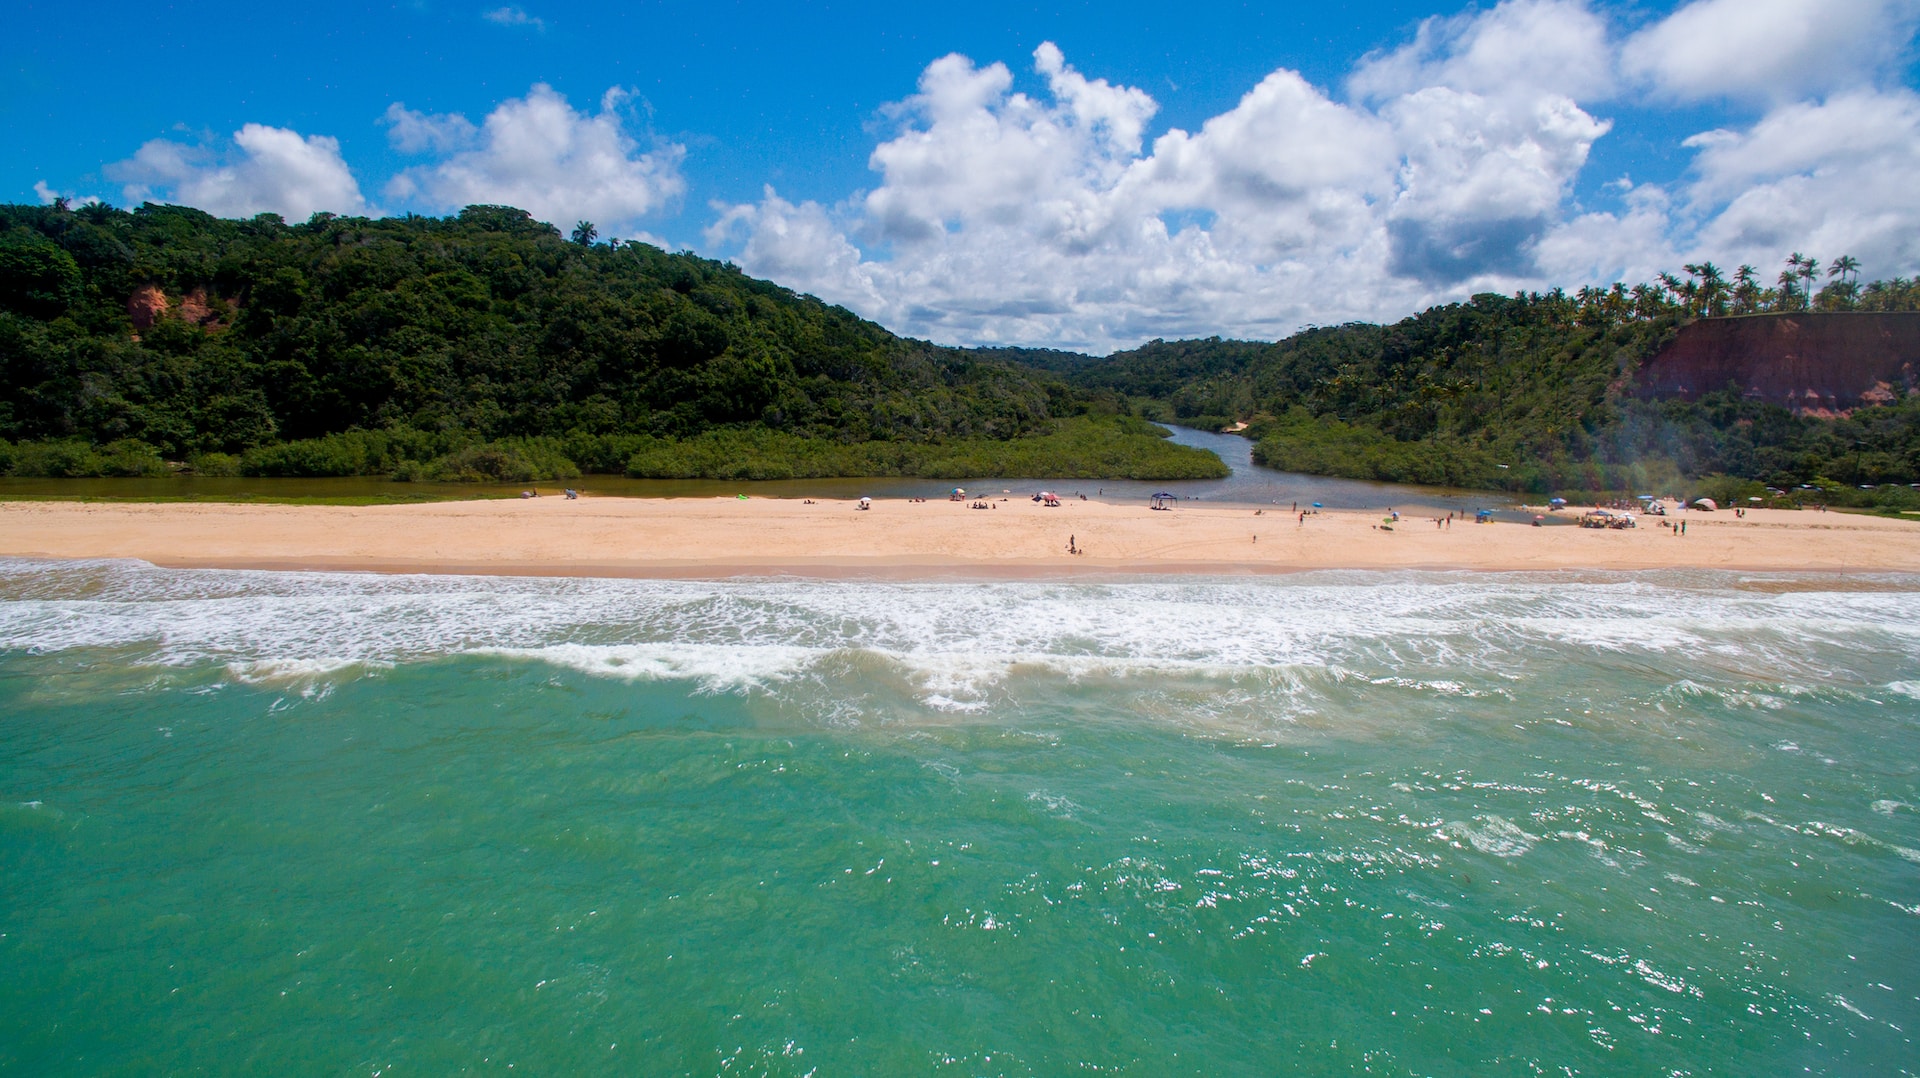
[1636,313,1920,416]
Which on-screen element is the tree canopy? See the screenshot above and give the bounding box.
[0,201,1222,480]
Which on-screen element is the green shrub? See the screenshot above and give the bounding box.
[188,452,243,476]
[8,440,105,477]
[417,438,581,482]
[97,439,169,477]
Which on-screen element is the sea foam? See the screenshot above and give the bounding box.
[3,559,1918,716]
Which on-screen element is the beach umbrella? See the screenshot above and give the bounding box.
[1311,502,1323,508]
[1691,497,1718,510]
[1748,496,1763,502]
[1637,494,1654,500]
[1548,497,1567,507]
[1152,492,1176,499]
[952,487,965,495]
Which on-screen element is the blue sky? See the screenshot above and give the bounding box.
[8,0,1919,350]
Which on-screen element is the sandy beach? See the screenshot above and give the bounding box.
[2,495,1915,577]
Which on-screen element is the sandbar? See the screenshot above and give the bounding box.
[2,496,1915,578]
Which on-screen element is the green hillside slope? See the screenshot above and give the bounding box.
[0,202,1223,482]
[1034,278,1920,507]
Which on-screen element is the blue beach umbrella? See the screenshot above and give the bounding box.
[1311,502,1323,508]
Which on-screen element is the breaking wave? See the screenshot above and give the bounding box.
[3,559,1918,720]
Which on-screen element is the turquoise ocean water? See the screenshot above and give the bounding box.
[2,558,1917,1075]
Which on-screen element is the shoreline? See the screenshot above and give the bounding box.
[4,495,1917,580]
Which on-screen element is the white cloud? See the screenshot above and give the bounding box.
[482,6,544,30]
[709,0,1920,351]
[1348,0,1616,102]
[385,84,685,232]
[1682,91,1920,271]
[382,102,477,155]
[1622,0,1920,102]
[711,16,1620,351]
[32,180,100,207]
[106,124,371,220]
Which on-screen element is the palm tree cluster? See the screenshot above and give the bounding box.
[1558,254,1918,327]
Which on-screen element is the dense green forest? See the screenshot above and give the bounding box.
[0,201,1222,481]
[1033,260,1920,508]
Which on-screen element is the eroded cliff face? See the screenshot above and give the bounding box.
[1637,313,1920,416]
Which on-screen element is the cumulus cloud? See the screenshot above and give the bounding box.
[1682,91,1920,272]
[385,84,685,232]
[1348,0,1616,101]
[709,0,1920,350]
[711,5,1622,350]
[106,124,371,219]
[381,102,478,155]
[1622,0,1920,102]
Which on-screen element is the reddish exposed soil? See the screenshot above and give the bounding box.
[126,284,168,330]
[1637,313,1920,416]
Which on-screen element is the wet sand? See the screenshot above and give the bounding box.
[2,496,1914,577]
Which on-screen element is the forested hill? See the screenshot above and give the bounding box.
[1012,278,1920,506]
[0,202,1223,481]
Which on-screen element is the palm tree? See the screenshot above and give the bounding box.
[1776,269,1801,310]
[571,220,598,246]
[1697,262,1727,316]
[1783,253,1820,311]
[1822,255,1862,310]
[1732,265,1760,314]
[1658,271,1686,308]
[1629,282,1658,319]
